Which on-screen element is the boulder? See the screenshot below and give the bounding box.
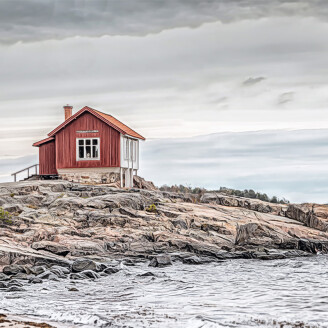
[50,268,67,278]
[96,263,107,272]
[103,267,120,275]
[81,270,100,279]
[3,264,25,276]
[50,265,70,275]
[182,256,203,265]
[31,241,70,257]
[30,266,47,275]
[29,277,43,284]
[37,271,58,280]
[12,273,34,280]
[0,273,10,281]
[0,281,7,288]
[123,259,136,266]
[69,272,89,280]
[133,176,157,191]
[71,259,97,273]
[149,255,172,268]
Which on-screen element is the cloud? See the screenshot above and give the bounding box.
[1,16,328,138]
[2,129,328,203]
[243,77,266,86]
[139,129,328,203]
[278,92,294,105]
[1,0,328,44]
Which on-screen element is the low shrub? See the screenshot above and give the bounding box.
[0,207,12,224]
[146,204,157,213]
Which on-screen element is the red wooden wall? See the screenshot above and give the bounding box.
[55,112,120,169]
[39,140,57,175]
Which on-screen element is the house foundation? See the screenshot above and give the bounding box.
[57,167,136,186]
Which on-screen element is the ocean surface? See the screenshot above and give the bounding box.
[1,256,328,328]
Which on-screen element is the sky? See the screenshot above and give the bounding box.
[1,0,328,203]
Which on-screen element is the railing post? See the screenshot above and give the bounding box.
[12,163,39,182]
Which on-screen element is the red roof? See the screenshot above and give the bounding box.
[48,106,145,140]
[93,109,145,140]
[33,137,55,147]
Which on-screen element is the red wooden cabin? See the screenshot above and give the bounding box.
[33,105,145,187]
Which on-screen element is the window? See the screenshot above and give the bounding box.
[77,138,100,160]
[132,140,137,161]
[124,138,137,161]
[124,138,129,160]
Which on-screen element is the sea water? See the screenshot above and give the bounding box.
[1,256,328,327]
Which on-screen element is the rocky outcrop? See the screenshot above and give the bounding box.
[31,241,70,256]
[285,204,328,232]
[0,180,328,274]
[201,193,286,216]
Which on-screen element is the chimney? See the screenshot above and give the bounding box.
[63,105,73,120]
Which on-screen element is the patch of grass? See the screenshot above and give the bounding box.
[0,207,12,224]
[146,204,157,213]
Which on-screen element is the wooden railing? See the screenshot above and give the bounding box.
[11,164,39,182]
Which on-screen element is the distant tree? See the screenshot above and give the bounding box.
[279,197,290,204]
[235,190,242,197]
[159,184,170,192]
[271,196,278,203]
[159,184,289,205]
[261,193,270,202]
[248,189,256,199]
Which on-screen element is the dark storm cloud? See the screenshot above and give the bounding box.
[1,0,328,44]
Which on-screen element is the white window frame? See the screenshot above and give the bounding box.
[124,138,129,160]
[124,138,137,162]
[76,138,100,161]
[132,140,137,161]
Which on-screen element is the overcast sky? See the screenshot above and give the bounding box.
[1,0,328,202]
